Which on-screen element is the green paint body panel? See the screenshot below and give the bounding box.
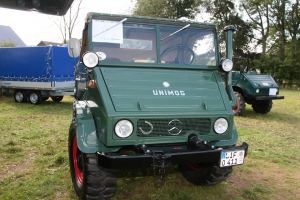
[72,13,245,156]
[102,67,226,112]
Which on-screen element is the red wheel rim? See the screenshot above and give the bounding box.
[73,137,83,185]
[232,99,239,113]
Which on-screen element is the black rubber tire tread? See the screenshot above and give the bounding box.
[14,90,27,103]
[233,92,246,116]
[51,96,64,102]
[179,163,232,186]
[69,124,117,200]
[29,91,42,105]
[251,100,273,114]
[82,154,117,200]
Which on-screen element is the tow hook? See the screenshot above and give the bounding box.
[152,151,171,185]
[188,134,214,150]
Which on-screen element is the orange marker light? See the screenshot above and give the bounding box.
[89,80,95,88]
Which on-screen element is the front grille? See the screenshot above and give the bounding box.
[259,88,269,95]
[137,118,211,137]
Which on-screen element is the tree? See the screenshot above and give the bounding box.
[201,0,254,57]
[285,0,299,60]
[132,0,201,19]
[53,0,83,44]
[0,39,16,47]
[270,0,288,62]
[241,0,272,57]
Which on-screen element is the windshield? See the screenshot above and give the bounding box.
[91,19,216,66]
[160,26,216,66]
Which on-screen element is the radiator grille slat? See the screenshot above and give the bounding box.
[137,118,211,137]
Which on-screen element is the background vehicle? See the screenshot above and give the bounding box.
[0,46,76,104]
[68,13,248,199]
[232,57,284,116]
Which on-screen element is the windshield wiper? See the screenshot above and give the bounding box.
[93,18,127,38]
[161,24,190,41]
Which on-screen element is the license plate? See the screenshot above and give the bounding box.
[220,150,245,167]
[269,88,277,95]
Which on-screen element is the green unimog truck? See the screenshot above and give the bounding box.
[232,57,284,116]
[67,12,248,199]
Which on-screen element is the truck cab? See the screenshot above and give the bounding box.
[68,13,248,199]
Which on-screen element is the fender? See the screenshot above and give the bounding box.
[71,100,119,153]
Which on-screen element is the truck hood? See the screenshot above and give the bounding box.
[244,74,279,88]
[99,67,226,112]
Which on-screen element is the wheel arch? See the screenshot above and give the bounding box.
[232,86,244,96]
[71,100,120,154]
[70,101,100,154]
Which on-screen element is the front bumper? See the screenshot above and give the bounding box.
[255,95,284,100]
[96,142,248,169]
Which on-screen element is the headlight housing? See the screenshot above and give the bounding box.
[214,118,228,134]
[114,120,134,138]
[220,58,233,72]
[82,52,98,68]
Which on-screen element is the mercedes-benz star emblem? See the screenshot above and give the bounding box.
[168,119,182,135]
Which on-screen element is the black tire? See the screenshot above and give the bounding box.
[232,92,246,116]
[68,124,117,200]
[179,163,232,186]
[51,96,64,102]
[252,100,273,114]
[14,90,27,103]
[29,91,42,105]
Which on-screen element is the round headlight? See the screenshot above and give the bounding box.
[114,120,133,138]
[214,118,228,134]
[221,59,233,72]
[82,52,98,68]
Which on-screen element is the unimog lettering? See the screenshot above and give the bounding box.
[67,12,248,199]
[152,90,185,96]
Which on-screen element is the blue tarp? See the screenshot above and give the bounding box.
[0,46,76,82]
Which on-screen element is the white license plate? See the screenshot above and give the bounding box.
[220,150,245,167]
[269,88,277,95]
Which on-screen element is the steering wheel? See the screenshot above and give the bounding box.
[161,44,195,65]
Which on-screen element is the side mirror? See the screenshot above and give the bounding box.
[68,38,80,58]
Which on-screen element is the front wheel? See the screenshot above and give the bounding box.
[178,163,232,186]
[252,100,273,114]
[232,92,246,116]
[68,124,117,200]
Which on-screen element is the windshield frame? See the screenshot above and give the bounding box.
[87,14,220,70]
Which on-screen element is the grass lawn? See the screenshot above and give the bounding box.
[0,90,299,200]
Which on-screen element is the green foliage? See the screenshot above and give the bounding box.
[201,0,255,57]
[0,39,17,47]
[132,0,201,19]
